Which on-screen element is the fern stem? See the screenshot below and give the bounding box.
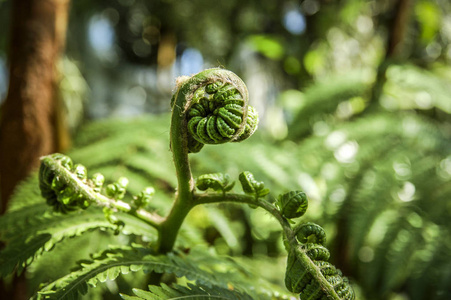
[82,186,163,228]
[157,68,250,253]
[155,72,202,253]
[193,192,291,235]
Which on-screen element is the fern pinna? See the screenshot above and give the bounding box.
[0,68,354,299]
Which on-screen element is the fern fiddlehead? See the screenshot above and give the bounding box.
[284,221,355,300]
[196,173,235,194]
[171,68,258,153]
[277,190,308,219]
[39,153,162,227]
[39,154,91,213]
[238,171,270,198]
[285,243,354,300]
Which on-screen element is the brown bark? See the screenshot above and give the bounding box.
[0,0,70,298]
[0,0,70,211]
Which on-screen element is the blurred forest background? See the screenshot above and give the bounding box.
[1,0,451,299]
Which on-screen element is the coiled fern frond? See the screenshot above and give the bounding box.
[285,222,354,300]
[171,68,258,153]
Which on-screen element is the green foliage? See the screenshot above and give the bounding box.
[5,60,451,300]
[35,244,293,300]
[121,283,255,300]
[247,35,285,60]
[281,59,451,300]
[1,69,351,300]
[190,65,451,299]
[5,106,448,299]
[69,115,177,196]
[288,73,369,140]
[36,246,252,299]
[2,1,451,298]
[0,204,156,278]
[121,284,253,300]
[382,64,451,113]
[296,112,451,298]
[415,0,442,44]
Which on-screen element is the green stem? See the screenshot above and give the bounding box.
[154,82,196,254]
[194,192,298,249]
[95,194,164,229]
[194,192,290,231]
[156,68,246,253]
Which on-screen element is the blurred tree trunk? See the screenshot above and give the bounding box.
[0,0,70,298]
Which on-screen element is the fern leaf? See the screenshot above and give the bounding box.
[0,234,52,278]
[72,116,170,148]
[121,283,255,300]
[35,246,230,299]
[6,174,44,212]
[0,207,157,277]
[36,245,288,300]
[0,203,48,238]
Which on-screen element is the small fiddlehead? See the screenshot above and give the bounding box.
[294,222,326,245]
[171,68,258,153]
[105,177,129,200]
[238,171,270,199]
[39,153,162,227]
[132,187,155,209]
[196,173,235,194]
[268,190,354,299]
[277,191,308,219]
[285,221,355,300]
[39,154,91,213]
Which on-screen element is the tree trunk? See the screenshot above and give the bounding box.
[0,0,70,298]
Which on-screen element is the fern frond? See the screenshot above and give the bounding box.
[124,152,177,190]
[0,203,48,238]
[6,174,44,212]
[288,73,368,139]
[0,207,157,277]
[35,246,243,300]
[383,64,451,113]
[72,116,170,148]
[35,244,294,300]
[66,117,176,196]
[120,283,255,300]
